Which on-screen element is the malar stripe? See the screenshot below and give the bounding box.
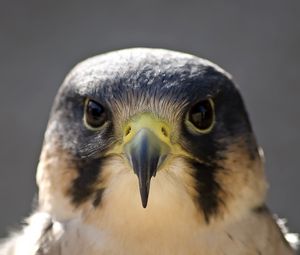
[70,157,105,206]
[187,158,222,223]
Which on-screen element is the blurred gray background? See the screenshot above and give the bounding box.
[0,0,299,237]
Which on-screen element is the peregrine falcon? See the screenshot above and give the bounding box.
[0,48,298,255]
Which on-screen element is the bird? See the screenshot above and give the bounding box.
[0,48,298,255]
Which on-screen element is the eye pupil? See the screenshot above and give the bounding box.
[189,99,214,131]
[85,99,107,128]
[88,101,103,117]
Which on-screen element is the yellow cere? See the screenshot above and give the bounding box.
[105,113,192,159]
[123,113,171,147]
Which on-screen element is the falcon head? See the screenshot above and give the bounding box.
[37,48,267,227]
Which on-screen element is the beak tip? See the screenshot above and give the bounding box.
[140,188,149,208]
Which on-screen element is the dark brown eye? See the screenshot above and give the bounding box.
[84,99,107,129]
[188,99,215,132]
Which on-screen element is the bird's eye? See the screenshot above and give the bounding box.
[84,99,107,129]
[188,98,215,132]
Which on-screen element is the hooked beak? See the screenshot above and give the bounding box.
[123,115,171,208]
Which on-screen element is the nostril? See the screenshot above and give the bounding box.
[161,127,168,137]
[125,126,132,136]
